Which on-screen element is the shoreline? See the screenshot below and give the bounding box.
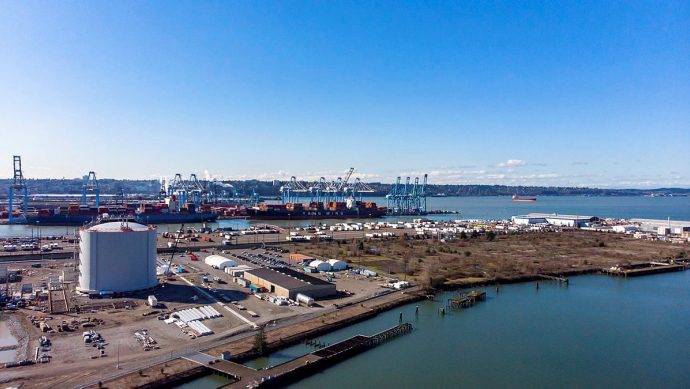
[93,288,426,388]
[100,266,682,388]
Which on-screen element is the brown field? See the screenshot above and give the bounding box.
[298,230,688,287]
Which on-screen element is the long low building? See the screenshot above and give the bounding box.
[512,213,598,228]
[630,218,690,235]
[244,267,336,300]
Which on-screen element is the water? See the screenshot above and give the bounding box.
[173,373,232,388]
[277,272,689,388]
[0,320,19,363]
[182,272,690,388]
[2,196,688,237]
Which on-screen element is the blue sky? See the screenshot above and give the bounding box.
[0,1,688,188]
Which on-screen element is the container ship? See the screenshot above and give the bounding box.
[24,200,218,226]
[512,194,537,202]
[247,199,386,220]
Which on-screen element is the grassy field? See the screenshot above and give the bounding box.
[297,230,688,287]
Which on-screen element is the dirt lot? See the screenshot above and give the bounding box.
[298,230,689,287]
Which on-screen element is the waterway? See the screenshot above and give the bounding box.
[2,196,689,237]
[176,271,690,388]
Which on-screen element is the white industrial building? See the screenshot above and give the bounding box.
[309,260,332,272]
[78,221,158,294]
[630,219,690,235]
[327,259,347,271]
[612,225,638,234]
[512,213,597,228]
[204,255,238,269]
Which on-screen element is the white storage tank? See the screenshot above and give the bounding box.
[309,260,332,272]
[327,259,347,271]
[78,221,158,294]
[296,293,314,306]
[204,255,238,269]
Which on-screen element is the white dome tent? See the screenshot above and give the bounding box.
[327,259,347,271]
[309,260,332,272]
[204,255,238,269]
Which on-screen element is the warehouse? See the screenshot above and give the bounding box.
[204,255,238,269]
[244,267,336,300]
[630,218,690,235]
[512,213,597,228]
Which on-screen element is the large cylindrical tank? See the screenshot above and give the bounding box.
[78,221,158,293]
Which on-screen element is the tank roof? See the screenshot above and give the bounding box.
[87,221,153,232]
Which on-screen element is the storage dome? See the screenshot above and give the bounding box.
[309,260,332,272]
[327,259,347,271]
[204,255,238,269]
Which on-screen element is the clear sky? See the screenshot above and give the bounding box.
[0,1,688,188]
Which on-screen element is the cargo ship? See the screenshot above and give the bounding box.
[25,204,132,226]
[247,199,386,220]
[24,200,218,226]
[512,194,537,202]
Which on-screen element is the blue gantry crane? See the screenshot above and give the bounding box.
[386,174,428,215]
[8,155,28,224]
[281,168,374,204]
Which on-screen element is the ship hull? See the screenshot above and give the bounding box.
[247,209,386,220]
[25,214,102,226]
[134,212,218,225]
[25,212,218,226]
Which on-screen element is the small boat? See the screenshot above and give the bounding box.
[512,194,537,202]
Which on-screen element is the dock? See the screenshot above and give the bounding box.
[183,323,413,388]
[447,291,486,309]
[603,261,686,277]
[538,274,569,283]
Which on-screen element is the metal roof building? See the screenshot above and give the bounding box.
[512,213,597,228]
[244,267,336,300]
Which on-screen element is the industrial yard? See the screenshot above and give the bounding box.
[1,213,689,387]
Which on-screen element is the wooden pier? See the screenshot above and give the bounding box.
[183,323,413,388]
[447,291,486,309]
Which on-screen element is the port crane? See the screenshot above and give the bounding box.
[167,173,189,208]
[81,171,100,207]
[386,174,428,215]
[187,174,206,207]
[8,155,28,224]
[280,176,308,203]
[284,168,375,204]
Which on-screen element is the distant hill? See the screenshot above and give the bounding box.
[0,178,688,198]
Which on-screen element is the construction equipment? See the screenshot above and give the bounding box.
[164,224,185,277]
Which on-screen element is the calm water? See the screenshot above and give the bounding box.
[275,272,689,388]
[2,196,689,237]
[0,320,19,363]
